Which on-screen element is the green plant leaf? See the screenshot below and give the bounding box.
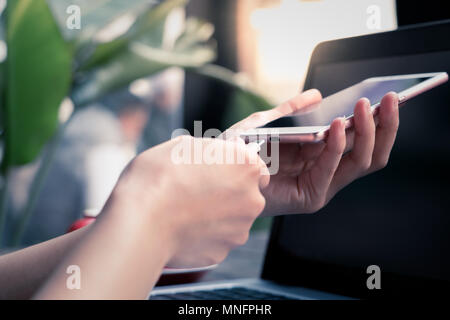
[72,41,215,106]
[78,0,187,71]
[48,0,150,41]
[0,62,4,135]
[3,0,72,167]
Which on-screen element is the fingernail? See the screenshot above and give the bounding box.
[305,88,321,97]
[360,98,370,111]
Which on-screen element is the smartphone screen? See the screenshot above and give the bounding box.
[288,76,432,127]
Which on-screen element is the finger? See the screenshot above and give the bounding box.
[343,127,355,153]
[368,92,399,173]
[245,142,271,188]
[326,98,376,200]
[244,148,271,190]
[275,88,322,116]
[258,157,271,189]
[305,117,346,201]
[227,89,322,133]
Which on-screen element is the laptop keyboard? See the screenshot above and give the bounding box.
[150,287,297,300]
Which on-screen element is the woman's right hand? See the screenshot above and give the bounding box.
[107,136,269,268]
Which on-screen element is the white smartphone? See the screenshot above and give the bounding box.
[240,72,448,143]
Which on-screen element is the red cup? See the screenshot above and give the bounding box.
[67,209,98,233]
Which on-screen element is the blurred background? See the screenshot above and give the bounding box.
[0,0,448,281]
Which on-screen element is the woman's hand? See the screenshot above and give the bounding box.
[109,136,269,268]
[226,89,400,216]
[34,137,269,299]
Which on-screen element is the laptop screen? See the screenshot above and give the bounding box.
[262,24,450,298]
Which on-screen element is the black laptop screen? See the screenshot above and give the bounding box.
[263,46,450,297]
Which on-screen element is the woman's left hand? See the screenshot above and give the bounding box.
[226,89,400,216]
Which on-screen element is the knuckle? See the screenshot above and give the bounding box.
[352,156,372,173]
[252,194,266,216]
[360,159,373,172]
[310,203,323,214]
[249,112,265,123]
[308,197,327,214]
[243,194,265,218]
[285,99,299,113]
[233,232,250,247]
[250,111,263,120]
[373,156,389,171]
[304,205,319,214]
[304,207,318,214]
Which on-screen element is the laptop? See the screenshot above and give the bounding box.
[150,20,450,300]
